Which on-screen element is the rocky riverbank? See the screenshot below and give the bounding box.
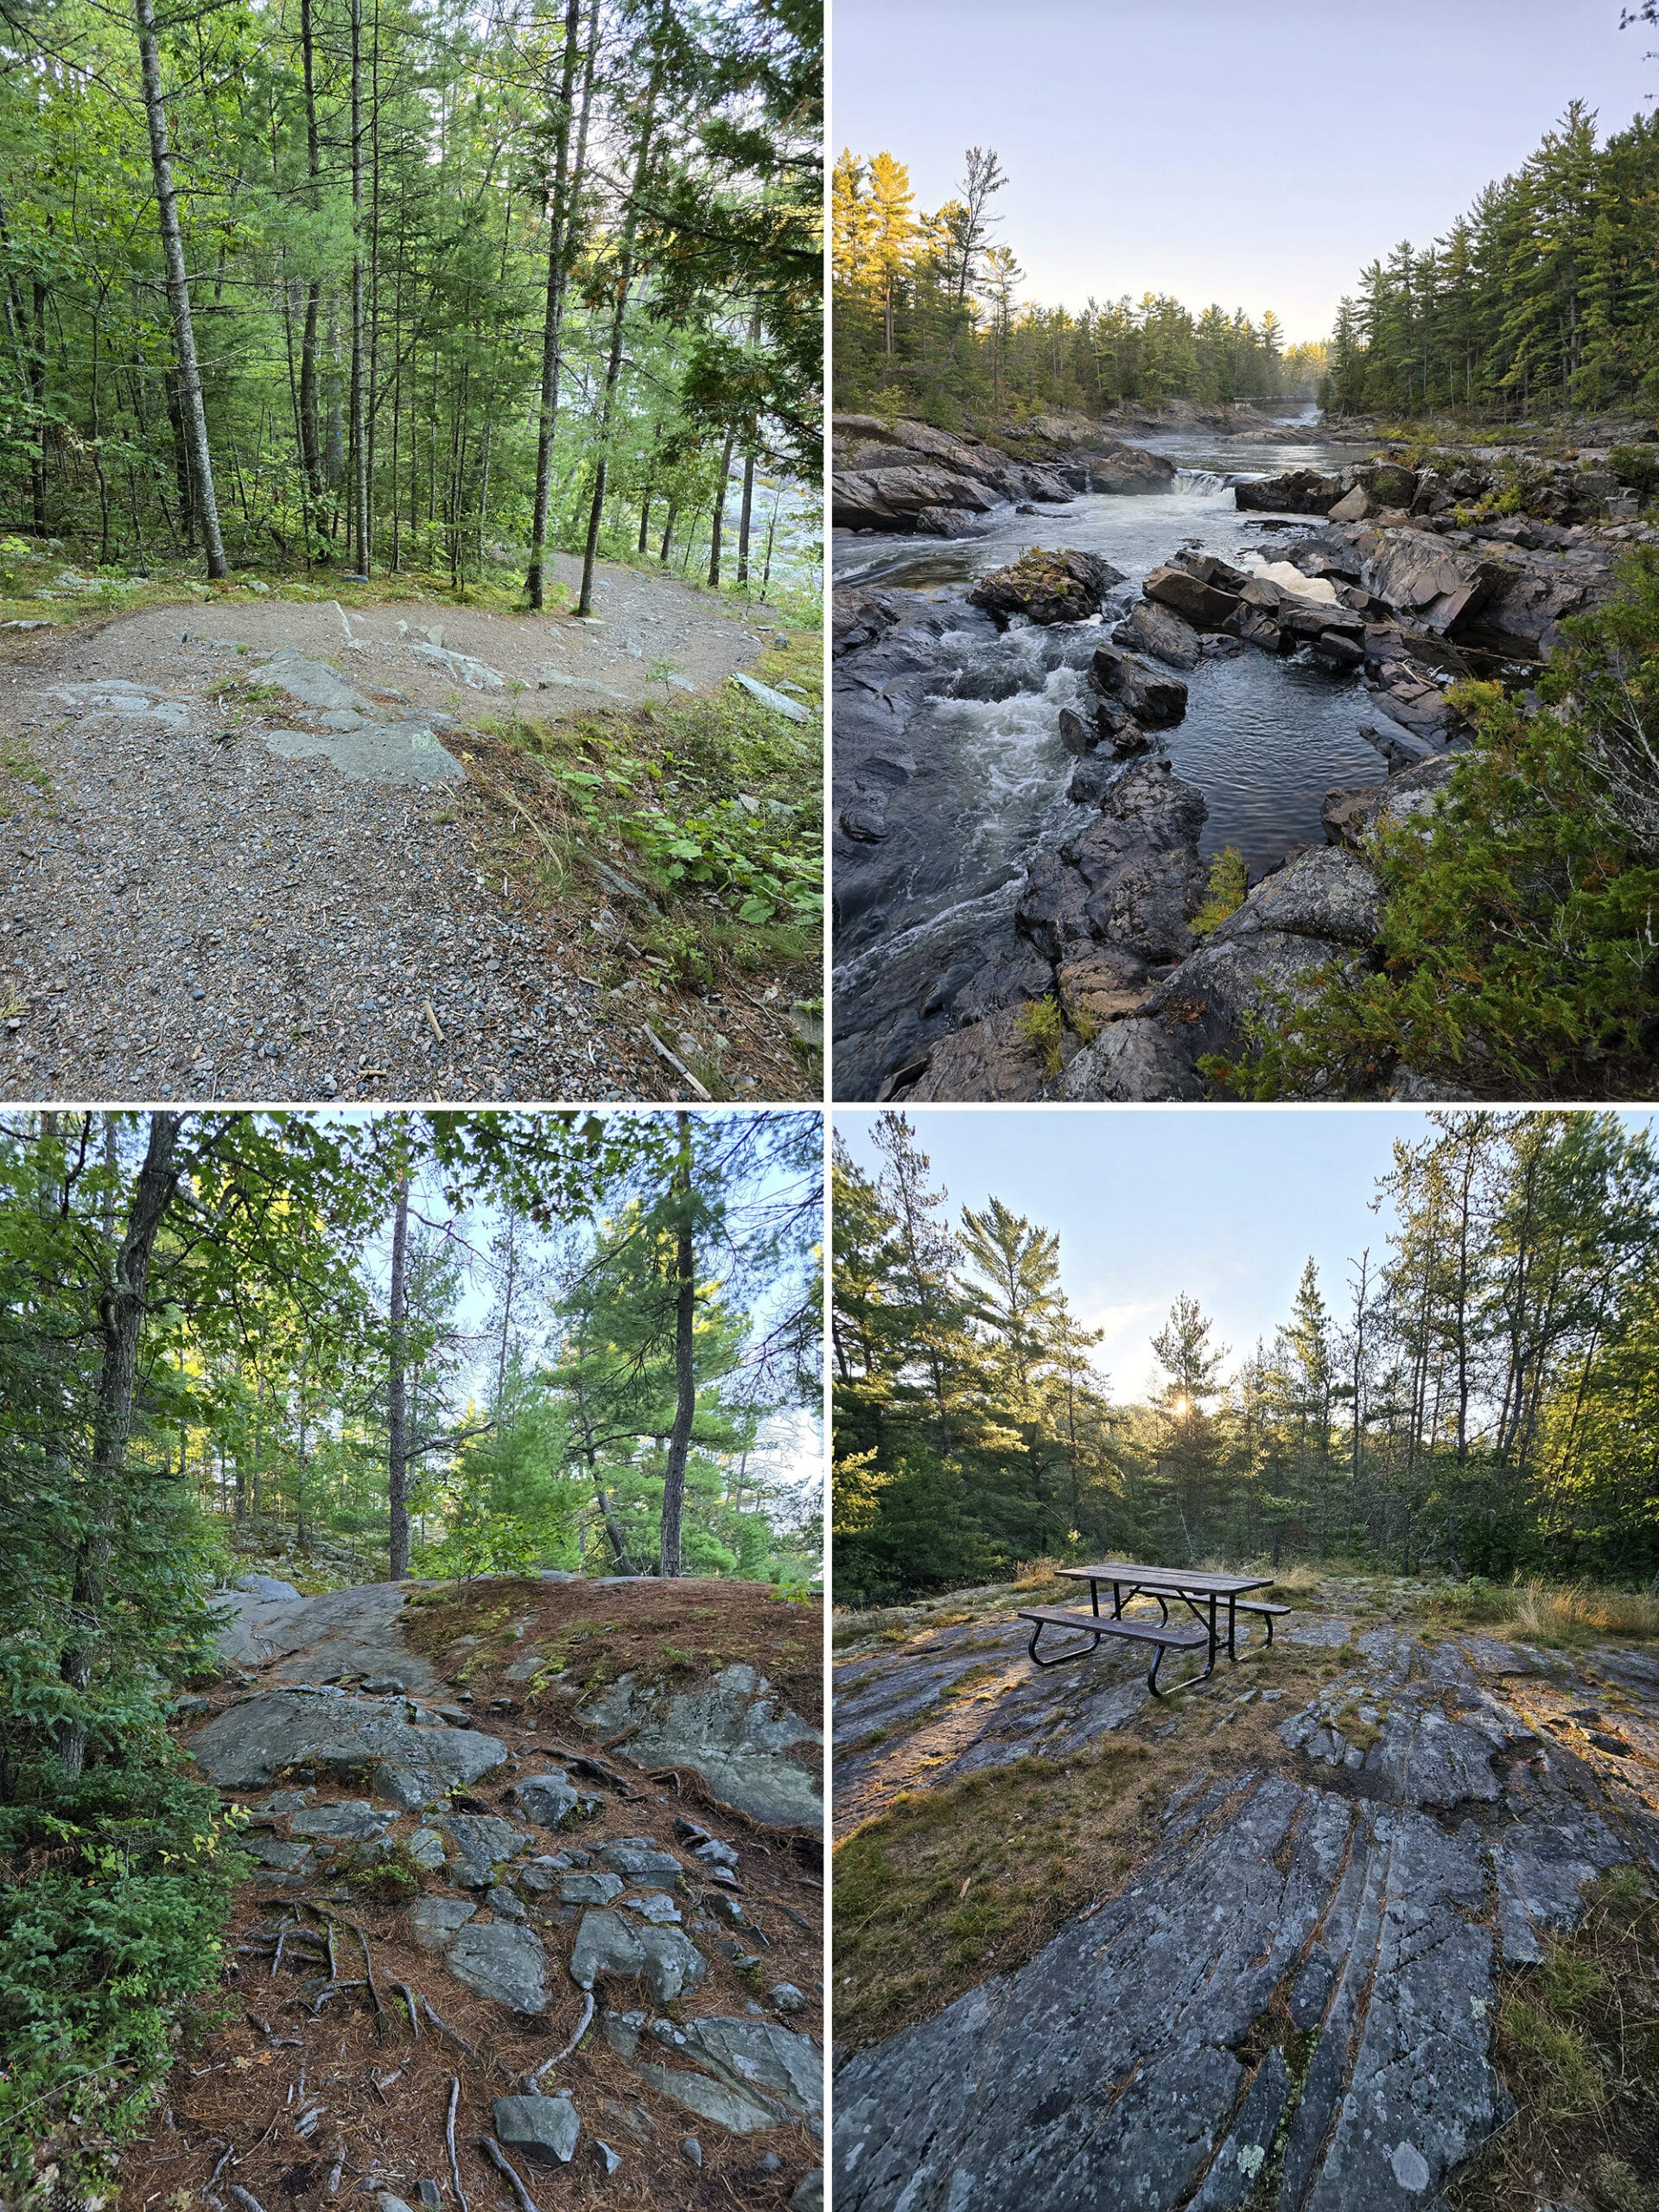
[833,439,1651,1103]
[831,412,1176,537]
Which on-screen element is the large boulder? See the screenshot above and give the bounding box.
[1016,759,1207,969]
[967,548,1122,627]
[1120,598,1200,669]
[1143,926,1364,1065]
[575,1664,822,1829]
[1090,644,1187,728]
[832,465,996,534]
[1234,469,1349,514]
[1358,530,1503,633]
[1142,563,1240,632]
[1088,445,1178,494]
[1209,846,1382,950]
[186,1688,507,1809]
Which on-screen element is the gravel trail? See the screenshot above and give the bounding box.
[0,553,773,1102]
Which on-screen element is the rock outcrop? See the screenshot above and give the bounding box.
[188,1686,509,1808]
[831,416,1078,534]
[966,548,1122,627]
[834,1595,1659,2212]
[576,1662,823,1829]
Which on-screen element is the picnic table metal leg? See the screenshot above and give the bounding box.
[1111,1582,1122,1620]
[1089,1581,1101,1619]
[1027,1618,1103,1670]
[1197,1596,1217,1682]
[1227,1593,1237,1661]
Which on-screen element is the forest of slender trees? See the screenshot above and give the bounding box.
[831,143,1326,427]
[833,1112,1659,1606]
[0,0,820,594]
[1321,98,1659,420]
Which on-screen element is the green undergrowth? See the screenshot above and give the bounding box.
[1448,1867,1659,2212]
[1213,550,1659,1100]
[0,1758,248,2206]
[474,637,822,989]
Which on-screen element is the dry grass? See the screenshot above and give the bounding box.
[1427,1578,1659,1647]
[1446,1867,1659,2212]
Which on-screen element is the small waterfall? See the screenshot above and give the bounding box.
[1173,467,1230,495]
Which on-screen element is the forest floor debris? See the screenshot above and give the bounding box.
[117,1578,825,2212]
[0,551,819,1102]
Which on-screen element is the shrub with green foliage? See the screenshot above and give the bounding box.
[1189,846,1248,940]
[0,1759,245,2202]
[1219,550,1659,1098]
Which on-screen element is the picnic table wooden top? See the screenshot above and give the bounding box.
[1058,1561,1278,1597]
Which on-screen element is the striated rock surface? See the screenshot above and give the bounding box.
[187,1687,508,1808]
[577,1662,822,1828]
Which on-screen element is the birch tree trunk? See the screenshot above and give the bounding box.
[133,0,227,577]
[658,1111,696,1579]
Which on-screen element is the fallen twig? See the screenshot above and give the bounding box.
[307,1979,365,2014]
[642,1024,712,1100]
[524,1991,594,2091]
[419,1995,478,2057]
[389,1980,422,2037]
[354,1924,389,2028]
[229,2188,268,2212]
[446,2078,470,2212]
[479,2138,539,2212]
[205,2143,234,2194]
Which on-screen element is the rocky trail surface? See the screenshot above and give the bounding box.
[0,551,780,1102]
[121,1573,823,2212]
[831,1577,1659,2212]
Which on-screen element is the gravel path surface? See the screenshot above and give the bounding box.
[0,553,777,1103]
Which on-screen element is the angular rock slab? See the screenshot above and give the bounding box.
[187,1688,505,1808]
[606,2013,823,2136]
[834,1771,1506,2212]
[263,720,461,785]
[445,1920,549,2013]
[435,1812,532,1886]
[579,1664,822,1829]
[493,2094,580,2166]
[410,1895,476,1952]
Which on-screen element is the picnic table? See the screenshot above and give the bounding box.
[1016,1560,1289,1695]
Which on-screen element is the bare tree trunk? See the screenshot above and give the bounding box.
[577,36,664,618]
[735,308,760,584]
[298,0,323,526]
[657,494,677,563]
[658,1112,696,1579]
[348,0,370,573]
[524,0,588,607]
[387,1162,410,1579]
[133,0,226,577]
[705,427,734,591]
[57,1114,184,1779]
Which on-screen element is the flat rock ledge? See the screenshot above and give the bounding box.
[834,1629,1659,2212]
[187,1686,508,1808]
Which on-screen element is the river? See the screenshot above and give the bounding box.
[831,414,1384,1012]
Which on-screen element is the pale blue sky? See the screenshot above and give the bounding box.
[831,0,1651,342]
[836,1109,1659,1399]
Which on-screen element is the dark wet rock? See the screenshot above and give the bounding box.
[833,463,997,533]
[1142,563,1241,632]
[967,548,1122,628]
[1090,643,1187,728]
[576,1666,822,1829]
[410,1894,476,1952]
[832,588,906,658]
[187,1688,507,1809]
[1120,598,1201,670]
[1313,631,1365,673]
[1016,758,1207,969]
[1357,461,1419,510]
[446,1919,549,2012]
[1235,468,1349,514]
[493,2094,581,2166]
[831,415,1078,532]
[435,1812,532,1887]
[1050,1016,1205,1103]
[1087,444,1178,494]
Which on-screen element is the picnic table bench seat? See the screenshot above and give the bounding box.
[1016,1605,1209,1694]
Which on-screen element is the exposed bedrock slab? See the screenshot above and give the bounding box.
[836,1772,1505,2212]
[836,1625,1658,2209]
[606,2012,823,2134]
[209,1579,442,1693]
[187,1688,506,1808]
[577,1662,822,1829]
